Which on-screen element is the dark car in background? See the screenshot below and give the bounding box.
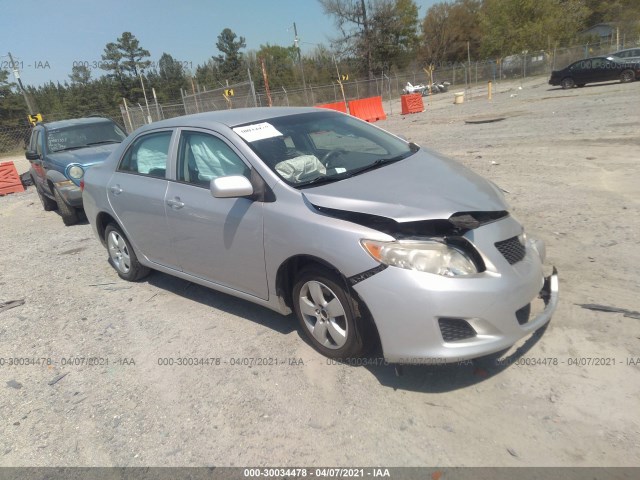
[609,47,640,61]
[26,117,126,225]
[549,56,640,89]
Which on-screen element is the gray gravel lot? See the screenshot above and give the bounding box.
[1,76,639,467]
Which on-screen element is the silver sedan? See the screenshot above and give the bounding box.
[82,107,558,364]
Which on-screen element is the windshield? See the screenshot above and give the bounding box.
[236,111,416,188]
[46,121,127,153]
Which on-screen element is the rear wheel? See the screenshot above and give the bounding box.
[561,77,575,89]
[293,266,372,359]
[35,181,56,211]
[620,70,635,83]
[105,223,150,281]
[53,187,79,225]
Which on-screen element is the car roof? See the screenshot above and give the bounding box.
[42,117,115,129]
[612,48,640,54]
[134,107,325,134]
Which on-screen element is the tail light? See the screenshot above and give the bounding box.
[80,180,85,191]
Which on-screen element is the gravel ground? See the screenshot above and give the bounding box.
[1,76,639,467]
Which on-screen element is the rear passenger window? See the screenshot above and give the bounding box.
[119,131,172,178]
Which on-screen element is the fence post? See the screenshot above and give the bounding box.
[181,88,187,115]
[152,88,161,120]
[247,68,258,107]
[122,98,133,133]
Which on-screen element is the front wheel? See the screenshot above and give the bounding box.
[53,187,79,225]
[293,266,372,359]
[35,181,57,211]
[105,223,150,281]
[561,77,575,89]
[620,70,635,83]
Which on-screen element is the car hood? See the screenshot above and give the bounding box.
[301,149,508,222]
[47,143,120,168]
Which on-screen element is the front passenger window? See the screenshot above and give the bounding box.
[178,132,250,187]
[119,131,172,178]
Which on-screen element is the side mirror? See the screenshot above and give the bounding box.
[25,150,40,161]
[210,175,254,198]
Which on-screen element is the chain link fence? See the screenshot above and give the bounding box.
[115,39,634,132]
[0,125,32,155]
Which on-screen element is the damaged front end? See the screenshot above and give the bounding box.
[312,205,512,276]
[309,203,558,364]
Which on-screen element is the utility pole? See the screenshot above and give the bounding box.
[293,22,308,104]
[8,52,37,115]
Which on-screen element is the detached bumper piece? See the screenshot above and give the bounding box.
[516,267,559,326]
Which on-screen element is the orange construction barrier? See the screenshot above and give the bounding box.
[316,101,348,113]
[0,161,25,196]
[348,96,387,122]
[401,94,424,115]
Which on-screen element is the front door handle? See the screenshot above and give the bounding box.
[167,197,185,209]
[109,184,122,195]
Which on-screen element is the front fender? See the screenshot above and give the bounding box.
[45,169,69,186]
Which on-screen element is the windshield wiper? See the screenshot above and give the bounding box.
[86,140,121,146]
[297,151,414,188]
[297,172,351,188]
[52,145,90,152]
[344,152,411,178]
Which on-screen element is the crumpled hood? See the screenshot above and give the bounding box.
[47,143,120,168]
[302,148,508,222]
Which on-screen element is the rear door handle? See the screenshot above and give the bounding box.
[167,197,184,209]
[109,185,122,195]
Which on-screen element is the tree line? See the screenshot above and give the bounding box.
[1,0,638,127]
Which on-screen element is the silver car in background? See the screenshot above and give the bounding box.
[83,107,558,364]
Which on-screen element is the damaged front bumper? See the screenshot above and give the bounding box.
[352,241,559,364]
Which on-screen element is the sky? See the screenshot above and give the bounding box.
[0,0,438,87]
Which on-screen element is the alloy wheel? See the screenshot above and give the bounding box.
[107,230,131,274]
[298,280,348,349]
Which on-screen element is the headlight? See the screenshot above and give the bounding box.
[67,165,85,180]
[360,239,478,276]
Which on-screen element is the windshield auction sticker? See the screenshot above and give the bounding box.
[233,122,283,142]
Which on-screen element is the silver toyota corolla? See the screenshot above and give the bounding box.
[83,107,558,364]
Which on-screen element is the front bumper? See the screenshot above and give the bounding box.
[353,220,559,364]
[55,181,83,208]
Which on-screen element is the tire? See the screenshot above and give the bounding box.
[35,181,57,211]
[293,266,372,359]
[104,223,150,282]
[53,187,79,225]
[561,77,575,89]
[620,70,635,83]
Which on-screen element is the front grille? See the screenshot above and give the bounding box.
[438,318,477,342]
[516,303,531,325]
[495,235,526,265]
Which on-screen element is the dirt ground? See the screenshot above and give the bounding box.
[1,76,639,467]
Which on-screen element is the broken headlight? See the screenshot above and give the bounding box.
[360,239,478,276]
